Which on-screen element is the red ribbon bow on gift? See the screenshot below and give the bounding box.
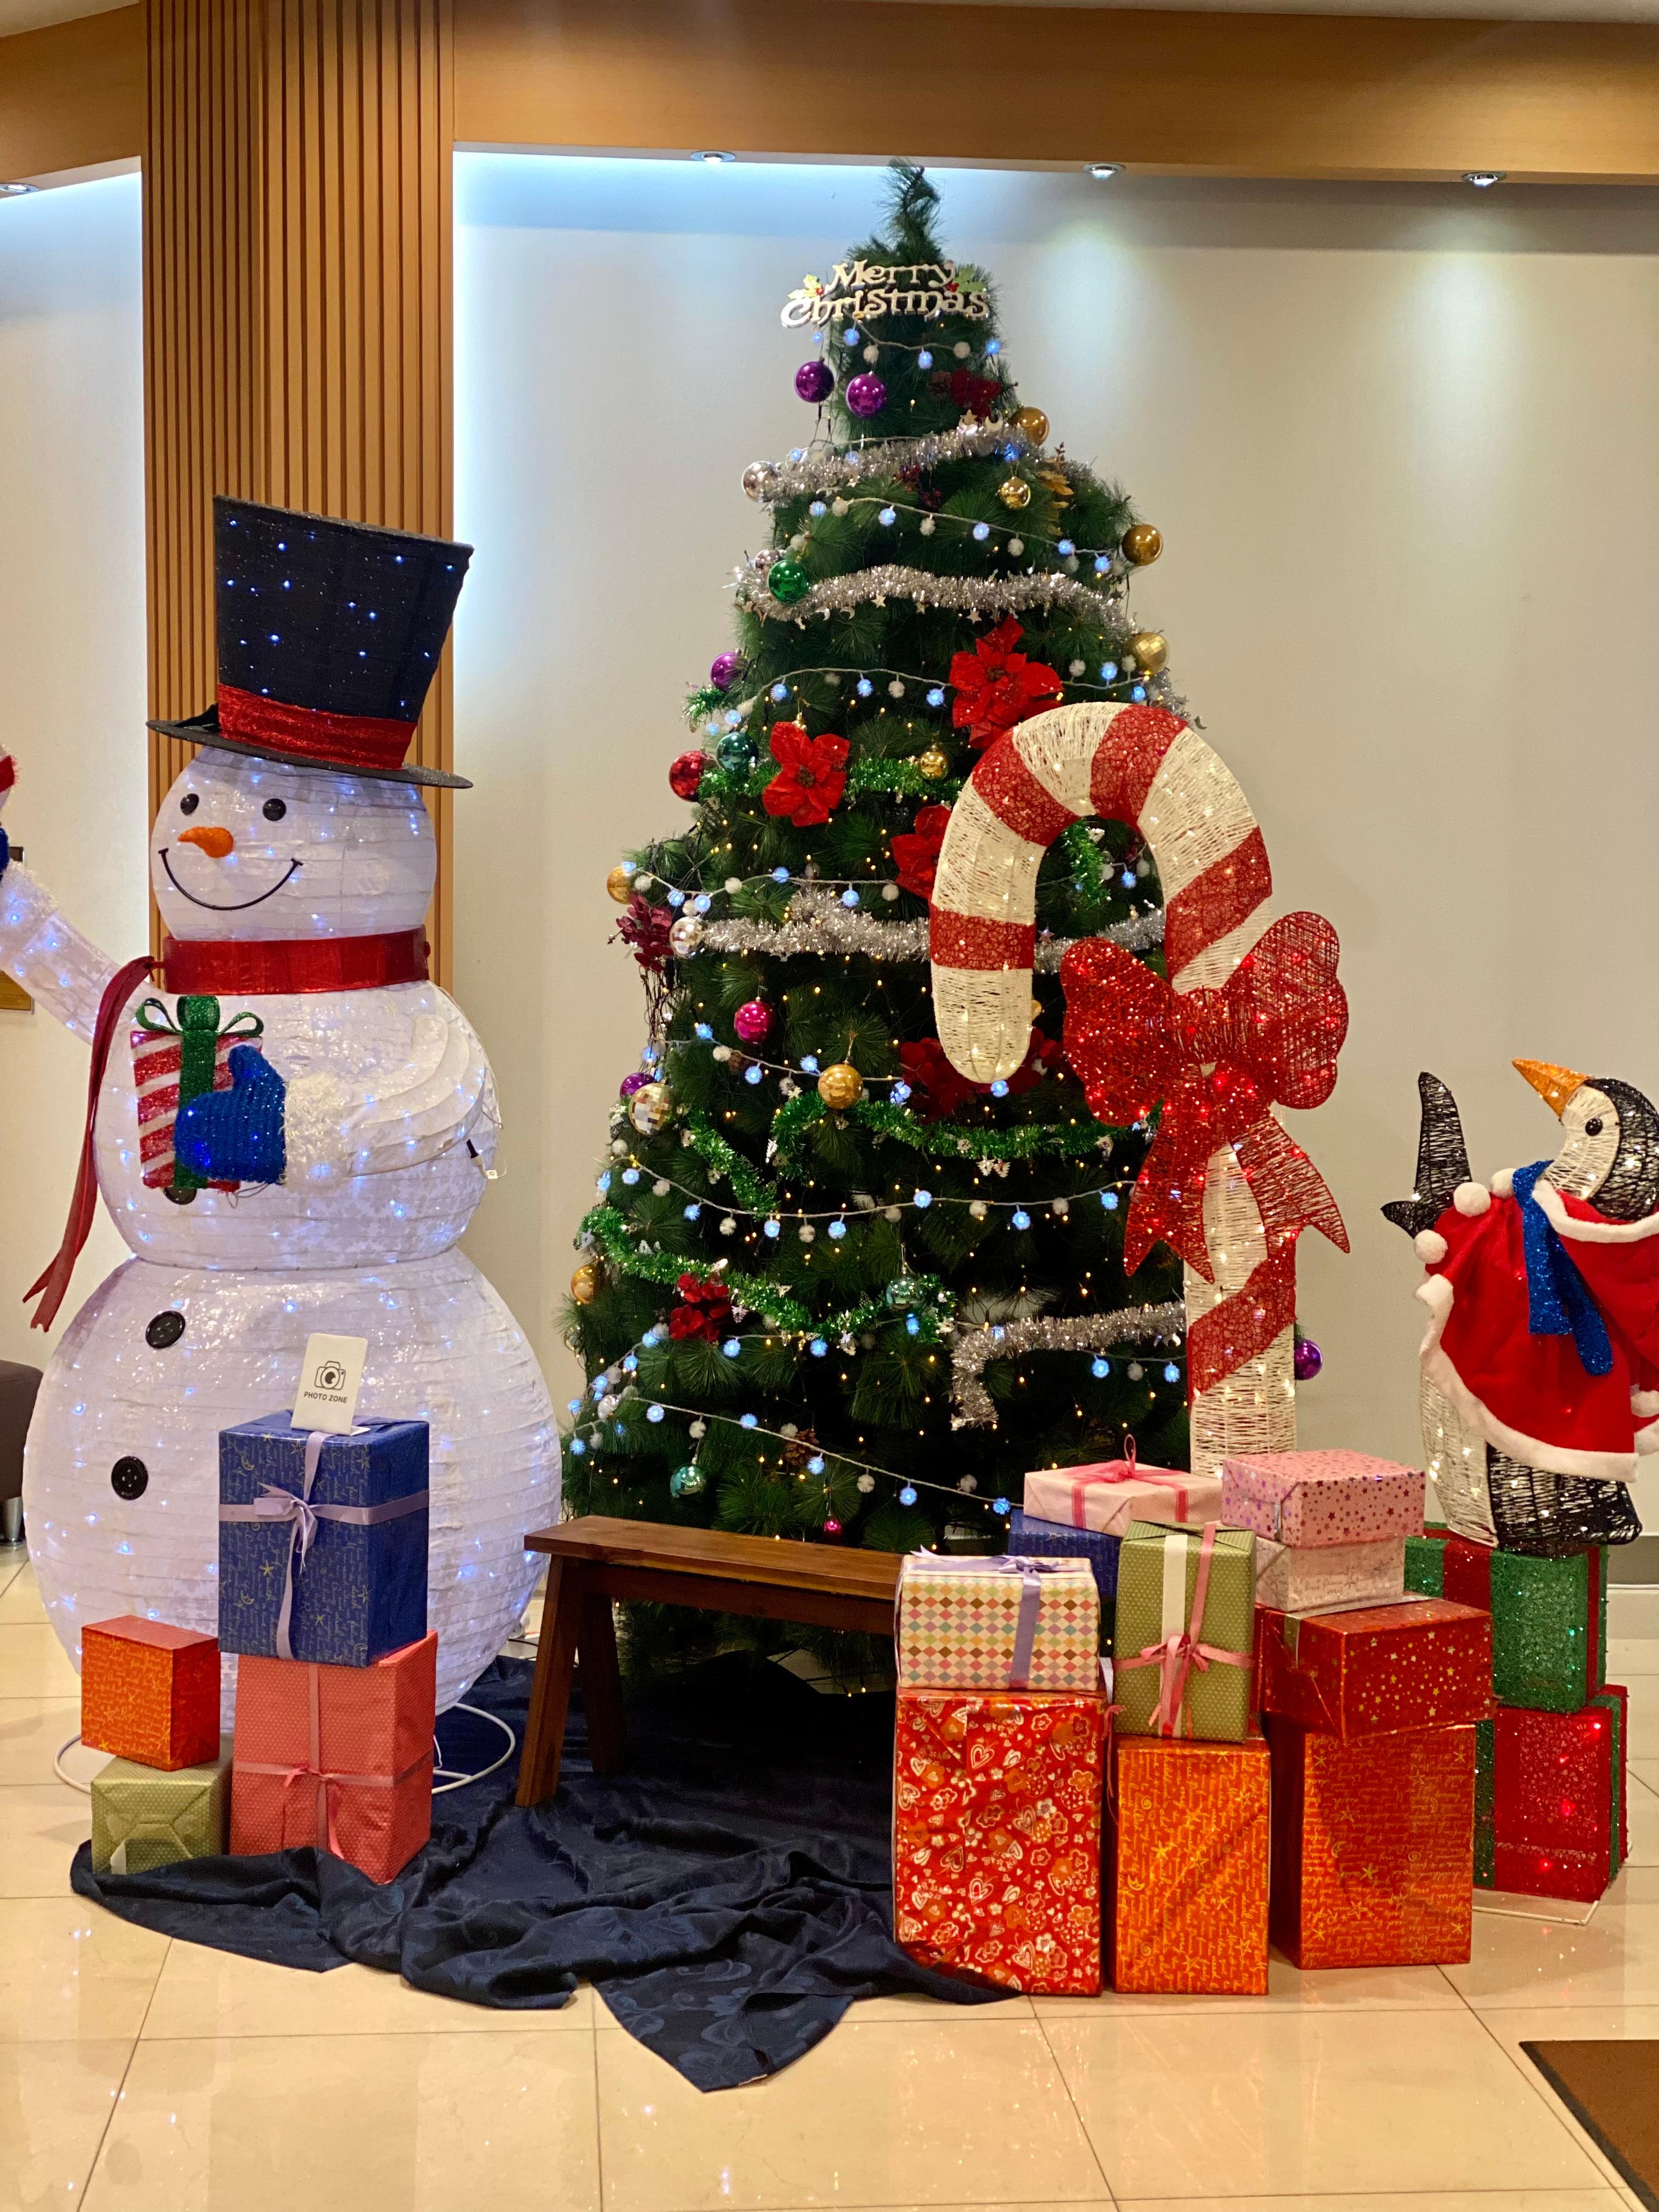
[1060,912,1350,1278]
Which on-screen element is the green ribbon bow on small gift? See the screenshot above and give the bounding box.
[135,995,264,1195]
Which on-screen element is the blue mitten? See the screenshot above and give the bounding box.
[173,1045,287,1185]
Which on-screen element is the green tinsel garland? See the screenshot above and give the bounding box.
[771,1090,1119,1166]
[702,758,966,805]
[681,1112,775,1215]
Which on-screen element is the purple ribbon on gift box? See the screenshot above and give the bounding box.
[219,1429,428,1660]
[904,1551,1069,1690]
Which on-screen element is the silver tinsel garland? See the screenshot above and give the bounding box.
[951,1304,1188,1429]
[689,888,1165,966]
[743,419,1036,506]
[738,560,1119,628]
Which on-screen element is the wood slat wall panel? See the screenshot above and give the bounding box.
[143,0,455,975]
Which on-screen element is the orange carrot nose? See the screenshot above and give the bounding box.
[177,824,234,859]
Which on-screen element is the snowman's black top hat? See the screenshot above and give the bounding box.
[146,496,474,789]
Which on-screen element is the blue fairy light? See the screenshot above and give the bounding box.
[623,1356,638,1373]
[695,894,712,914]
[810,500,826,516]
[906,1314,920,1336]
[828,1218,847,1240]
[913,1188,933,1209]
[771,682,789,701]
[899,1484,918,1506]
[744,1065,764,1086]
[740,1412,759,1429]
[801,1054,820,1074]
[808,1454,826,1475]
[567,1398,583,1415]
[667,889,686,908]
[844,326,860,344]
[695,1022,714,1040]
[643,1327,662,1346]
[926,687,945,708]
[1102,1191,1120,1210]
[1011,1209,1032,1231]
[763,1217,781,1238]
[856,676,874,697]
[772,866,791,883]
[570,1437,586,1455]
[706,720,722,737]
[972,522,990,541]
[723,1338,742,1358]
[1094,554,1110,575]
[841,888,859,907]
[643,1045,661,1066]
[990,1079,1009,1098]
[683,1203,702,1220]
[1121,872,1136,890]
[724,709,741,727]
[1092,1357,1110,1378]
[917,349,933,368]
[1057,538,1075,556]
[878,506,896,526]
[993,1496,1011,1516]
[986,338,1001,356]
[596,1171,612,1193]
[891,1081,912,1104]
[1132,685,1147,702]
[1165,1363,1181,1383]
[646,1404,665,1423]
[1099,660,1118,681]
[622,1168,640,1185]
[810,1337,829,1357]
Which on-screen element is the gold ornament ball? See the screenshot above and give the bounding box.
[1128,630,1169,677]
[1030,996,1044,1022]
[1122,523,1163,566]
[916,746,949,780]
[997,475,1032,511]
[606,863,634,905]
[571,1261,600,1306]
[628,1080,674,1136]
[817,1062,865,1111]
[1012,405,1049,444]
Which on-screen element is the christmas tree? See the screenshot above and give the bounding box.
[564,165,1192,1613]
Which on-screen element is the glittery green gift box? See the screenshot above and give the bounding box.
[1113,1520,1255,1741]
[91,1741,230,1875]
[1405,1530,1606,1713]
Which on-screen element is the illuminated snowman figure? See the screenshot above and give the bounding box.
[0,498,558,1714]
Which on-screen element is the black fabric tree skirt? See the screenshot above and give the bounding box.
[72,1652,1001,2089]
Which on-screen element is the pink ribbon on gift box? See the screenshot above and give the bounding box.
[903,1551,1070,1690]
[234,1656,426,1858]
[218,1429,428,1661]
[1059,1435,1192,1528]
[1113,1521,1248,1738]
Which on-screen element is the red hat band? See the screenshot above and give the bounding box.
[217,682,416,774]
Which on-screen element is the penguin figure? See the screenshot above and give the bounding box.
[1384,1061,1659,1555]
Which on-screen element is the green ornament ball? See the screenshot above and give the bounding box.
[715,730,757,775]
[669,1463,707,1500]
[884,1275,926,1312]
[767,556,811,606]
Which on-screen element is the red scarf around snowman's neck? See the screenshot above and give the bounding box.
[24,927,430,1329]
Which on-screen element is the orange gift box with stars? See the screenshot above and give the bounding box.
[81,1616,221,1771]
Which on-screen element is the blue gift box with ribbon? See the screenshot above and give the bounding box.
[1006,1509,1120,1618]
[218,1413,429,1666]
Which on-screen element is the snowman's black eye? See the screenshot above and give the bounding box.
[262,798,287,821]
[1586,1117,1604,1137]
[179,792,199,815]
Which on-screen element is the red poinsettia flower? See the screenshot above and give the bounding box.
[898,1029,1064,1122]
[616,893,674,973]
[950,617,1064,751]
[668,1273,735,1344]
[762,720,849,828]
[890,803,952,900]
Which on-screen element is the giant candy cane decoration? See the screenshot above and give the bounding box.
[929,702,1348,1477]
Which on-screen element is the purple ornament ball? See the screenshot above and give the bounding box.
[845,371,887,419]
[709,651,742,693]
[619,1071,648,1101]
[794,359,834,405]
[733,1000,773,1047]
[1293,1336,1323,1383]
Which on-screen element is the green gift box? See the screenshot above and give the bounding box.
[1405,1528,1606,1713]
[1113,1519,1255,1741]
[91,1740,231,1875]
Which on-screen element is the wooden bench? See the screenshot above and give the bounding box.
[514,1515,903,1807]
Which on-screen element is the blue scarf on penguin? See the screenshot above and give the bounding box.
[1514,1160,1613,1376]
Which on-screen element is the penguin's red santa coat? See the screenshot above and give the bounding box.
[1420,1178,1659,1481]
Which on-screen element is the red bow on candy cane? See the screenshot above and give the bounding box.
[1060,912,1350,1278]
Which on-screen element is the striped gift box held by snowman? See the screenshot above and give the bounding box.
[131,995,265,1193]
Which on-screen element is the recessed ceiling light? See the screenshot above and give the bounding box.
[694,150,736,166]
[0,180,38,197]
[1464,171,1505,189]
[1088,163,1122,181]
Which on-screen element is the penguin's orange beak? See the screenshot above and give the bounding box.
[177,824,234,860]
[1514,1059,1586,1119]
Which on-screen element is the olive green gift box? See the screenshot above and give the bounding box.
[1113,1520,1256,1741]
[91,1740,231,1875]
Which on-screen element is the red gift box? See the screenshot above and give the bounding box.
[894,1688,1105,1995]
[1109,1728,1269,1995]
[1489,1686,1626,1903]
[231,1632,435,1883]
[1268,1718,1474,1967]
[81,1616,221,1771]
[1255,1599,1492,1740]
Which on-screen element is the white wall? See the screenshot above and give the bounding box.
[0,173,148,1369]
[453,157,1659,1502]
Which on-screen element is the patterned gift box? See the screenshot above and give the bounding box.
[1023,1453,1222,1540]
[131,994,264,1194]
[1108,1728,1269,1995]
[230,1632,436,1883]
[1006,1510,1119,1622]
[1406,1531,1606,1715]
[81,1617,221,1771]
[1480,1687,1626,1903]
[218,1413,429,1667]
[1254,1599,1492,1741]
[1113,1520,1255,1742]
[896,1553,1099,1692]
[1221,1449,1426,1550]
[1256,1535,1406,1617]
[1267,1718,1474,1968]
[894,1687,1105,1995]
[91,1741,231,1875]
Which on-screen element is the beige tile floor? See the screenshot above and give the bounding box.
[2,1537,1657,2212]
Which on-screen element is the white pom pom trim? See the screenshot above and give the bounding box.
[1414,1229,1449,1264]
[1453,1181,1491,1217]
[1490,1168,1514,1199]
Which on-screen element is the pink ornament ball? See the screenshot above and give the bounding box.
[619,1071,648,1100]
[794,359,834,404]
[709,651,742,692]
[733,1000,772,1046]
[823,1517,843,1538]
[844,372,887,419]
[1293,1336,1323,1383]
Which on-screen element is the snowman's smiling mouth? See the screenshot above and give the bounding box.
[159,850,302,911]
